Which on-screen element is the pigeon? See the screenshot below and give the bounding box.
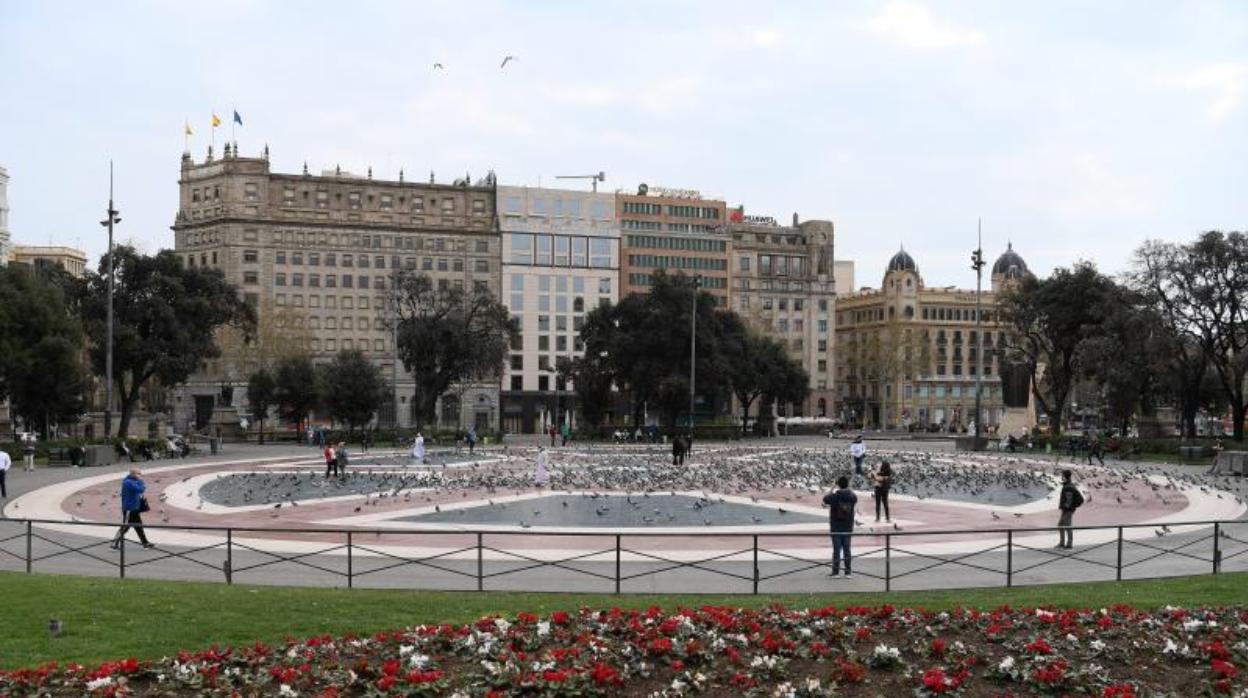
[500,55,517,69]
[433,63,444,70]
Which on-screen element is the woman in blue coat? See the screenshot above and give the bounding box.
[111,469,154,549]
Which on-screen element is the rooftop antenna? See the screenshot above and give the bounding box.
[555,171,606,192]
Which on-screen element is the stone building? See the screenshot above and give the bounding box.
[8,245,89,277]
[171,144,502,434]
[0,165,10,264]
[616,185,731,307]
[834,245,1029,431]
[729,212,838,420]
[497,185,619,434]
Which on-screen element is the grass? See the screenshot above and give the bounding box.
[3,571,1247,669]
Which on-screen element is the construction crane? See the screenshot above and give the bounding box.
[555,171,606,192]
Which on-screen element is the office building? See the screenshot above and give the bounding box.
[617,185,730,306]
[9,245,89,277]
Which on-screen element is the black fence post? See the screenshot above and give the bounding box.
[346,531,354,589]
[1115,526,1123,581]
[1213,522,1221,575]
[225,529,233,584]
[119,537,126,579]
[25,520,32,574]
[1006,530,1013,588]
[752,535,759,595]
[885,534,892,592]
[476,532,484,592]
[614,534,621,595]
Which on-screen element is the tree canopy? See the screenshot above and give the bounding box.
[319,350,388,435]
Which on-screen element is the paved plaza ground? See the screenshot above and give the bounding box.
[1,435,1245,594]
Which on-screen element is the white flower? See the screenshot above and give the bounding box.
[537,621,551,637]
[1163,638,1180,654]
[805,677,821,692]
[1183,619,1205,633]
[670,678,688,693]
[494,618,511,633]
[86,677,114,690]
[872,643,901,660]
[799,628,813,638]
[998,656,1016,671]
[278,684,296,697]
[771,681,795,697]
[1065,633,1079,644]
[1090,639,1106,652]
[409,653,430,669]
[399,644,415,656]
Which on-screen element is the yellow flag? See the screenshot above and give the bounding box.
[184,121,193,136]
[212,113,221,128]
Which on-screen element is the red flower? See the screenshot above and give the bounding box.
[1025,637,1052,655]
[542,669,569,683]
[855,627,872,641]
[381,659,401,677]
[551,611,571,626]
[1211,659,1237,680]
[730,671,757,688]
[648,637,673,655]
[1031,660,1067,685]
[921,667,965,694]
[1102,684,1137,698]
[671,660,684,672]
[837,659,867,684]
[590,662,620,686]
[405,669,444,684]
[930,638,947,659]
[376,675,397,692]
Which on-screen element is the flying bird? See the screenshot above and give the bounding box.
[433,63,444,70]
[500,55,517,69]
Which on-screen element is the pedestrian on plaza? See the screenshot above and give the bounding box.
[533,447,551,487]
[1057,469,1084,549]
[466,426,477,454]
[412,432,426,464]
[849,435,867,477]
[549,424,557,448]
[872,460,893,522]
[1086,437,1105,466]
[823,476,858,578]
[362,430,373,454]
[111,469,153,549]
[336,442,349,479]
[323,442,338,478]
[672,433,686,466]
[0,447,10,499]
[561,421,571,447]
[22,435,36,472]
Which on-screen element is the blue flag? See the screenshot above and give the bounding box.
[233,110,243,126]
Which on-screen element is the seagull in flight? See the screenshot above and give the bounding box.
[433,63,444,70]
[500,55,517,69]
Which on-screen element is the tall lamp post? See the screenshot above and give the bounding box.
[99,162,121,439]
[689,275,702,451]
[970,220,985,451]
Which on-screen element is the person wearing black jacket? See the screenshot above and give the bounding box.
[822,476,858,578]
[1057,469,1084,549]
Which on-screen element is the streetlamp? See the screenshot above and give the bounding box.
[99,161,121,439]
[970,220,985,451]
[689,275,702,451]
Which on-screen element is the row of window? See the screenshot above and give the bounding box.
[772,318,831,334]
[244,230,492,253]
[624,235,727,252]
[510,274,612,295]
[509,294,608,313]
[507,234,614,268]
[627,273,728,290]
[274,294,378,310]
[502,196,611,220]
[757,254,807,277]
[620,202,720,219]
[627,254,727,271]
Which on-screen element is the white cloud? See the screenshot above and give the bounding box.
[1161,63,1248,123]
[1056,152,1153,217]
[751,28,782,48]
[864,1,986,50]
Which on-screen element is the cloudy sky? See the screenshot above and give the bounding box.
[2,1,1244,288]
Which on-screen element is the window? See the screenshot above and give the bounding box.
[348,191,362,209]
[571,237,588,266]
[380,194,393,210]
[760,255,772,275]
[503,196,521,214]
[472,199,486,214]
[316,191,329,208]
[538,336,549,351]
[740,256,751,272]
[441,198,455,213]
[244,182,259,201]
[535,235,552,265]
[453,258,464,272]
[275,273,287,286]
[292,273,304,287]
[308,252,320,266]
[538,315,550,331]
[343,275,353,288]
[292,252,303,265]
[510,234,533,265]
[358,255,370,268]
[476,240,490,253]
[243,271,259,285]
[598,277,611,295]
[510,355,523,370]
[590,238,612,267]
[510,376,523,391]
[276,251,287,265]
[475,260,489,273]
[243,249,258,263]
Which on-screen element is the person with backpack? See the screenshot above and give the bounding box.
[822,476,858,578]
[872,460,893,522]
[1057,469,1084,549]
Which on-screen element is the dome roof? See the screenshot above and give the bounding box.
[887,248,918,273]
[993,243,1028,277]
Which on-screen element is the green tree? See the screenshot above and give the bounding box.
[273,355,320,433]
[722,315,807,435]
[388,272,516,429]
[558,354,613,431]
[246,368,277,444]
[997,262,1115,436]
[0,264,87,436]
[320,350,387,437]
[1130,232,1248,440]
[82,247,255,438]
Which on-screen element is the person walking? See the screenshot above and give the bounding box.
[22,436,36,472]
[549,424,557,448]
[560,422,571,447]
[0,447,10,499]
[872,460,893,522]
[412,432,426,464]
[1057,469,1084,549]
[362,430,373,454]
[467,426,477,455]
[672,433,686,466]
[533,447,551,486]
[849,436,867,477]
[336,442,349,479]
[1086,437,1105,466]
[823,476,858,578]
[111,469,153,549]
[323,442,338,478]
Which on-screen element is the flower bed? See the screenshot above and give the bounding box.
[3,604,1246,696]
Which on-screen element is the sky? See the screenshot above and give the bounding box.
[1,0,1245,289]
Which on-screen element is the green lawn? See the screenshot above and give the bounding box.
[3,571,1248,668]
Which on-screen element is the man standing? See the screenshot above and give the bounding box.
[823,475,858,578]
[0,447,10,499]
[561,421,571,447]
[412,432,426,464]
[1057,469,1084,549]
[111,469,154,549]
[534,447,551,486]
[22,435,36,472]
[672,433,686,466]
[323,442,338,478]
[467,426,478,455]
[849,436,867,477]
[1086,437,1105,466]
[336,442,349,479]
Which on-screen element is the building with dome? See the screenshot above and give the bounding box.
[833,245,1031,432]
